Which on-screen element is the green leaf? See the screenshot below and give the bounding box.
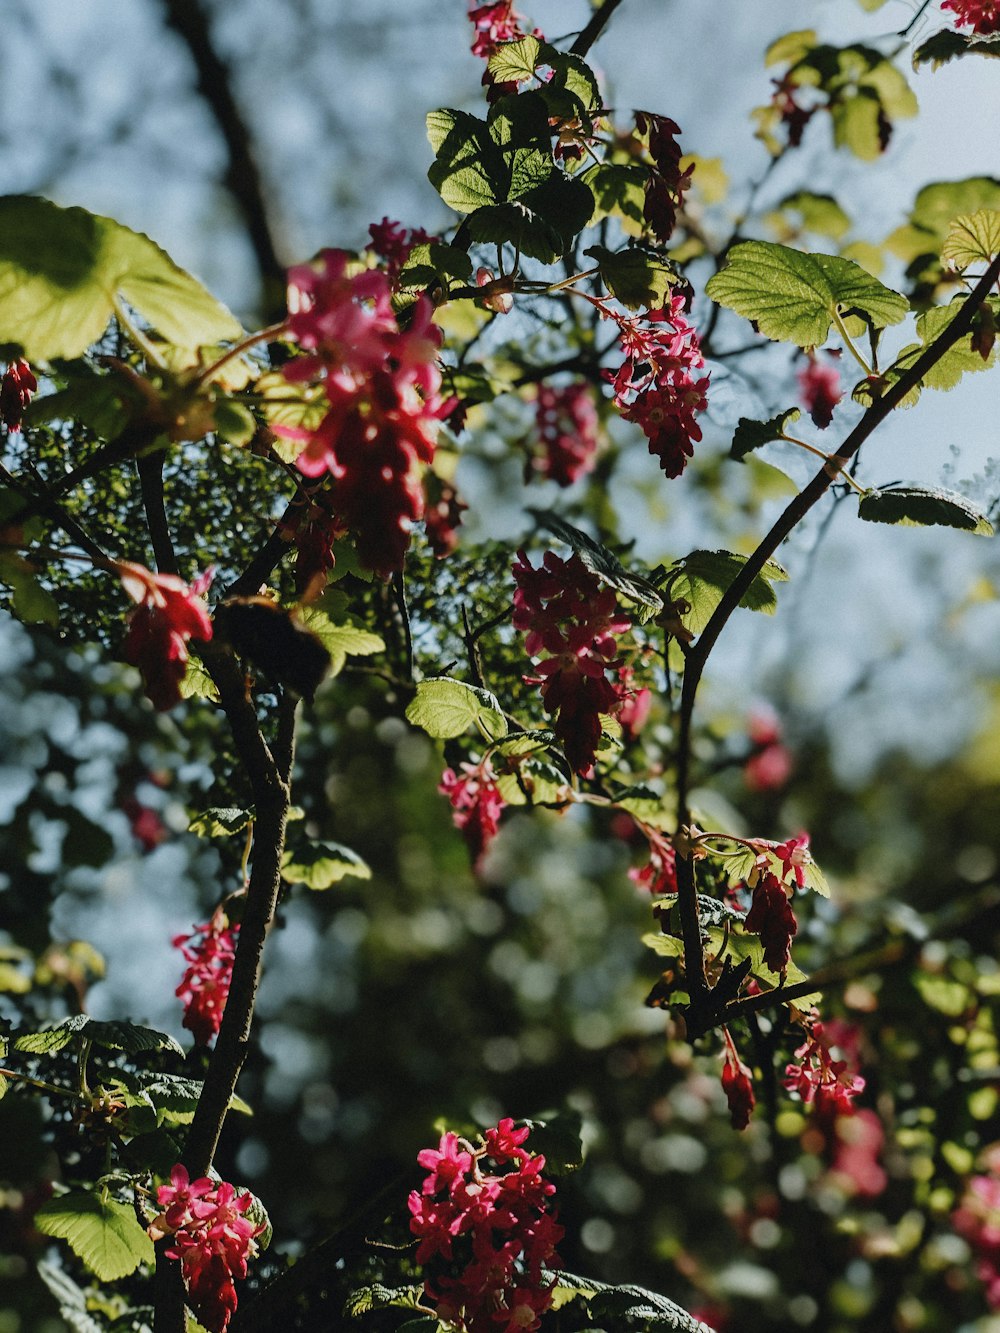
[772,191,852,241]
[941,209,1000,269]
[857,485,994,536]
[426,109,505,213]
[298,609,385,677]
[0,560,60,627]
[188,806,253,838]
[730,408,802,461]
[34,1191,154,1282]
[344,1283,425,1317]
[913,28,1000,70]
[706,925,818,1001]
[582,162,647,235]
[527,509,664,610]
[669,550,788,636]
[585,244,676,310]
[522,1110,584,1174]
[0,196,242,362]
[178,657,220,703]
[487,35,542,85]
[467,173,594,264]
[281,840,372,890]
[706,240,908,346]
[765,30,817,66]
[137,1074,252,1119]
[406,677,508,740]
[643,931,684,958]
[553,1271,713,1331]
[15,1014,184,1057]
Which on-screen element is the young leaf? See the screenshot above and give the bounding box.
[582,162,648,235]
[344,1283,425,1317]
[280,841,372,890]
[187,807,253,838]
[178,657,220,704]
[668,550,789,635]
[298,609,385,677]
[521,1110,584,1174]
[585,244,676,309]
[730,408,802,460]
[34,1191,155,1282]
[487,35,542,85]
[941,209,1000,269]
[406,678,508,740]
[857,485,994,536]
[706,241,908,346]
[0,196,242,362]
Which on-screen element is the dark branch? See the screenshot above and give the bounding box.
[570,0,626,56]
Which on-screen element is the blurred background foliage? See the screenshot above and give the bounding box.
[1,2,999,1331]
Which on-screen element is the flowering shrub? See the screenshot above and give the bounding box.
[409,1120,563,1332]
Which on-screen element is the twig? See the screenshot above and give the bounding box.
[570,0,626,57]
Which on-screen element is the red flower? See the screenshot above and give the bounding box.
[512,550,632,775]
[797,357,842,429]
[423,477,466,558]
[743,871,797,975]
[411,1120,562,1332]
[942,0,1000,34]
[173,912,239,1046]
[122,796,168,853]
[771,832,811,890]
[616,664,653,740]
[634,112,693,244]
[532,383,599,486]
[0,359,37,431]
[118,563,213,711]
[784,1022,865,1118]
[439,758,507,868]
[721,1029,756,1131]
[366,216,439,286]
[628,823,677,895]
[148,1165,263,1333]
[953,1162,1000,1309]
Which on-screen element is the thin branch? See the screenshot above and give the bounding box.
[570,0,626,56]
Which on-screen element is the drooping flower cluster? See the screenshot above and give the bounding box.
[148,1164,263,1333]
[633,111,694,243]
[1,359,37,431]
[278,249,444,574]
[603,292,709,479]
[952,1153,1000,1309]
[409,1119,563,1333]
[628,823,678,895]
[122,795,168,853]
[797,356,843,429]
[512,550,632,775]
[744,706,792,792]
[439,758,507,868]
[423,475,467,558]
[532,382,599,486]
[173,912,239,1046]
[942,0,1000,35]
[616,664,653,740]
[743,871,798,975]
[118,563,213,711]
[366,216,440,286]
[721,1028,756,1131]
[784,1022,865,1118]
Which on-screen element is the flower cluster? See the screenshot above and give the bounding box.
[439,758,507,868]
[512,550,632,775]
[278,249,444,574]
[173,912,239,1046]
[423,475,467,558]
[366,216,439,286]
[628,823,678,895]
[721,1028,756,1131]
[531,382,599,486]
[743,871,798,975]
[942,0,1000,34]
[743,706,792,792]
[118,563,213,711]
[468,0,544,93]
[785,1022,865,1118]
[149,1164,262,1333]
[952,1153,1000,1309]
[1,359,37,431]
[409,1119,563,1333]
[616,664,653,740]
[603,292,709,479]
[797,356,843,429]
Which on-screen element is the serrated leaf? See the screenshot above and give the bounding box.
[178,657,220,703]
[34,1191,154,1282]
[554,1272,712,1331]
[467,172,594,264]
[669,550,788,636]
[941,209,1000,269]
[730,408,802,461]
[582,162,647,235]
[281,841,372,890]
[527,509,664,610]
[774,191,851,240]
[344,1283,425,1317]
[706,241,908,346]
[801,861,831,898]
[297,609,385,677]
[0,196,242,362]
[615,786,675,830]
[427,109,505,213]
[857,485,994,536]
[137,1074,252,1118]
[487,35,542,85]
[187,806,252,838]
[707,925,817,1000]
[406,678,507,741]
[725,846,761,886]
[15,1014,184,1057]
[585,244,676,309]
[913,28,1000,70]
[643,931,684,958]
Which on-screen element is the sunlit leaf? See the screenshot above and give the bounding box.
[34,1191,154,1282]
[857,485,994,535]
[406,678,508,741]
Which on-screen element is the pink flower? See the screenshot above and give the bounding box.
[173,912,239,1046]
[744,706,793,791]
[411,1120,562,1332]
[953,1162,1000,1308]
[744,871,798,975]
[628,824,677,895]
[826,1108,887,1199]
[616,665,653,740]
[512,550,632,775]
[0,359,37,431]
[771,833,811,890]
[366,216,439,285]
[721,1029,756,1131]
[532,383,599,486]
[118,563,213,711]
[942,0,1000,34]
[797,357,842,429]
[785,1022,865,1117]
[148,1165,263,1333]
[122,796,168,853]
[423,477,466,558]
[439,759,507,868]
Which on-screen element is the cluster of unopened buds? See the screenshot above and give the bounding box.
[117,562,213,711]
[512,549,633,775]
[409,1119,563,1333]
[148,1164,263,1333]
[173,910,239,1046]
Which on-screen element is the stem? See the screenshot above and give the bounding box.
[570,0,625,56]
[782,435,868,494]
[112,296,169,369]
[192,322,287,389]
[0,1068,77,1099]
[830,308,872,376]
